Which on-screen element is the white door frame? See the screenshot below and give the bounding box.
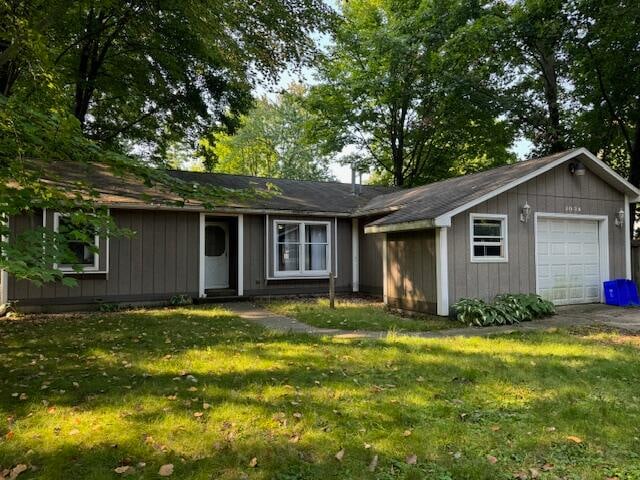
[534,212,609,303]
[198,213,244,297]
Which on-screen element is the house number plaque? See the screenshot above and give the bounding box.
[564,205,582,213]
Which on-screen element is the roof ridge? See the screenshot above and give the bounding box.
[167,169,395,191]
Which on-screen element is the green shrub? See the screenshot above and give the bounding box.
[170,294,193,306]
[453,293,555,327]
[98,302,120,312]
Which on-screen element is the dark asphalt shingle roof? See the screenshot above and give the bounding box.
[167,171,396,213]
[361,149,578,227]
[39,162,396,214]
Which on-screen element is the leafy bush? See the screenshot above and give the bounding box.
[98,302,120,312]
[453,293,555,327]
[170,294,193,306]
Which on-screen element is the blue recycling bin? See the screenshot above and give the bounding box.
[603,279,640,306]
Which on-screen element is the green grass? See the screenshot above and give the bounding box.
[263,298,455,332]
[1,307,640,479]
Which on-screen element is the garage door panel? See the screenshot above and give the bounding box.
[537,218,601,305]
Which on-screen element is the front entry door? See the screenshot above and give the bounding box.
[205,222,229,289]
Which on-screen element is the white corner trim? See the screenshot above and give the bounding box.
[238,214,244,296]
[625,195,631,279]
[382,233,388,304]
[0,215,7,305]
[435,148,640,227]
[351,218,359,292]
[435,227,449,316]
[198,212,206,298]
[0,269,7,305]
[469,213,509,263]
[533,212,609,303]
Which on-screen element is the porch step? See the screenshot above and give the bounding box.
[205,288,237,297]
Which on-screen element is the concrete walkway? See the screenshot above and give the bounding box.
[223,302,640,339]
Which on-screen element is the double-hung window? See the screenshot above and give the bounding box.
[53,213,100,271]
[275,220,330,276]
[470,214,507,262]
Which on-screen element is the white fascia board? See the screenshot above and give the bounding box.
[364,219,435,234]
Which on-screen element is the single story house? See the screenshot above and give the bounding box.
[2,147,638,315]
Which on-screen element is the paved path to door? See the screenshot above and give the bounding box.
[223,302,640,339]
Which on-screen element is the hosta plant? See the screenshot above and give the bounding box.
[453,293,555,327]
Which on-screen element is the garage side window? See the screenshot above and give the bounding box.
[470,214,508,262]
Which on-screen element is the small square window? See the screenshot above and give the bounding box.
[54,214,99,271]
[470,214,507,262]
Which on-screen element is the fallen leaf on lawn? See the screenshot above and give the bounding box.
[289,434,300,443]
[203,403,210,409]
[486,455,498,464]
[368,454,378,472]
[193,412,203,418]
[187,387,197,392]
[114,466,135,475]
[69,429,80,436]
[402,430,412,437]
[566,435,582,444]
[529,467,540,478]
[335,448,345,461]
[248,457,258,468]
[513,471,528,480]
[18,393,27,401]
[541,463,554,471]
[363,443,371,449]
[491,425,500,432]
[5,431,14,440]
[545,426,556,432]
[406,454,417,465]
[293,412,302,419]
[158,464,174,476]
[9,464,28,479]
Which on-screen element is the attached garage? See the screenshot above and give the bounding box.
[363,148,640,316]
[535,216,606,305]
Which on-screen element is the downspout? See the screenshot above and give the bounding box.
[435,227,450,316]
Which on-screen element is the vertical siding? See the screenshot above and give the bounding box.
[9,209,200,304]
[385,229,437,314]
[243,214,353,295]
[447,163,627,305]
[359,216,384,295]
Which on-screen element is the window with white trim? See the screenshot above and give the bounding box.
[275,220,330,276]
[53,213,99,271]
[470,214,508,262]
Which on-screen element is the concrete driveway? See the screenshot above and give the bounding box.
[225,302,640,339]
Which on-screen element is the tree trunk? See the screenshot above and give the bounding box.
[537,46,564,153]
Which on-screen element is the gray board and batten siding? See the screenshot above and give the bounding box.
[385,229,438,314]
[9,210,362,308]
[9,210,201,306]
[445,162,626,306]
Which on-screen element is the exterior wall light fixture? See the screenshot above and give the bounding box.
[520,202,531,223]
[569,161,586,176]
[615,209,625,227]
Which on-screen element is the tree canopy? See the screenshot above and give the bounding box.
[306,0,516,187]
[199,85,334,181]
[0,0,331,285]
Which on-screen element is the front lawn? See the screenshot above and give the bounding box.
[263,298,455,332]
[1,306,640,479]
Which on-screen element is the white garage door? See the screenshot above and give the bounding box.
[536,217,602,305]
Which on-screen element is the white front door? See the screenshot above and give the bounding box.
[204,222,229,289]
[536,217,602,305]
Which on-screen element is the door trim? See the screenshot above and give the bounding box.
[204,221,229,289]
[199,213,244,298]
[534,213,609,304]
